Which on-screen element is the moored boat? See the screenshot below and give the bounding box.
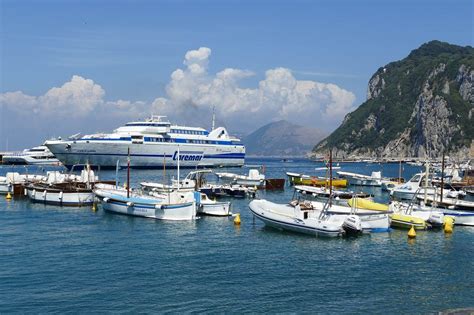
[249,199,346,237]
[26,167,111,206]
[196,193,231,216]
[286,172,348,188]
[295,185,372,200]
[2,145,60,165]
[94,183,197,220]
[336,171,382,186]
[45,115,245,169]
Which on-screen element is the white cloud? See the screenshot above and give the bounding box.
[153,48,356,130]
[1,47,356,147]
[1,75,105,116]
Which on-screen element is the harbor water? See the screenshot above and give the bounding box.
[1,158,473,313]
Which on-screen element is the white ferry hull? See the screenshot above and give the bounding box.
[46,141,245,169]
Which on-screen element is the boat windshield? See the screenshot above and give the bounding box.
[410,175,421,182]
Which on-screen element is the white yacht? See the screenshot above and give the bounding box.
[45,115,245,169]
[2,145,60,165]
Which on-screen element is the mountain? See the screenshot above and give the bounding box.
[313,40,474,159]
[243,120,327,156]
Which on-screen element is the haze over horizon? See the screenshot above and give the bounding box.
[1,0,472,150]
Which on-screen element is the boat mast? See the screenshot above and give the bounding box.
[329,148,333,207]
[424,160,429,204]
[398,160,402,184]
[177,145,180,191]
[441,152,445,203]
[115,159,119,189]
[211,106,216,131]
[127,147,130,198]
[163,152,166,183]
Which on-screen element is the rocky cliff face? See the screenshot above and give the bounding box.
[313,41,474,159]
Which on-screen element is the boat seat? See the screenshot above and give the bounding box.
[289,199,313,210]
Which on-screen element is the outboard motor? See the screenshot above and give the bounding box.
[428,212,445,228]
[342,215,363,236]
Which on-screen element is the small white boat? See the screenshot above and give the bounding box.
[94,184,197,220]
[336,171,382,186]
[249,199,345,237]
[0,172,46,194]
[2,145,60,165]
[216,169,265,187]
[441,209,474,226]
[391,172,436,200]
[140,178,196,193]
[196,193,231,216]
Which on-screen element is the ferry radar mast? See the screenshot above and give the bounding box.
[211,106,216,131]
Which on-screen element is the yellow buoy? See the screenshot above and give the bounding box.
[234,213,241,225]
[6,192,12,200]
[444,216,454,234]
[444,216,455,226]
[444,223,453,234]
[408,225,416,238]
[92,203,97,211]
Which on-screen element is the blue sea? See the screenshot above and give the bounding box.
[1,158,473,313]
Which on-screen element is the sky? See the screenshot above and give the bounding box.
[0,0,472,150]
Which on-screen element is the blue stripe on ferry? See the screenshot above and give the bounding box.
[204,153,245,159]
[58,152,245,159]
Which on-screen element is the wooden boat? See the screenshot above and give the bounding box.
[94,183,197,220]
[26,168,113,206]
[286,172,347,188]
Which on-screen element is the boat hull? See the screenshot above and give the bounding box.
[442,210,474,226]
[249,200,344,237]
[101,198,196,220]
[287,174,347,188]
[26,186,94,206]
[390,213,427,230]
[198,201,231,216]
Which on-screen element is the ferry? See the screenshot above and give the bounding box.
[45,115,245,169]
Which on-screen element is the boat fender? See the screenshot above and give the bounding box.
[126,201,134,207]
[59,191,63,200]
[103,197,110,203]
[42,190,47,198]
